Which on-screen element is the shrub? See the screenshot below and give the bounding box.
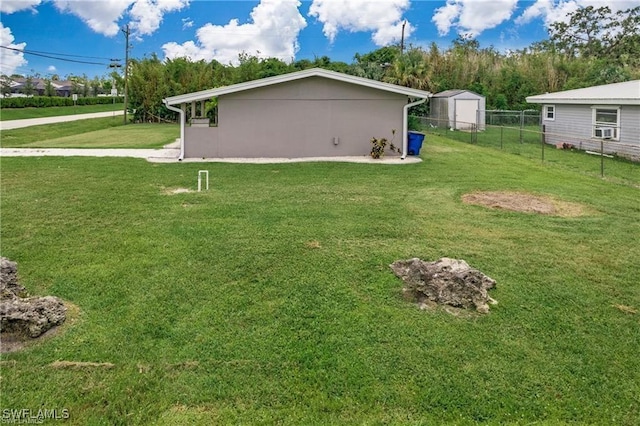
[0,96,124,108]
[370,130,400,159]
[408,115,422,131]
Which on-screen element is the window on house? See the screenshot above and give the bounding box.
[544,105,555,120]
[592,107,620,140]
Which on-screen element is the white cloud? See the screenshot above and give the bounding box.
[129,0,189,36]
[162,0,307,65]
[182,17,194,30]
[309,0,412,46]
[52,0,187,37]
[432,0,519,37]
[0,0,41,14]
[432,1,462,37]
[53,0,132,36]
[0,23,27,75]
[516,0,639,27]
[48,65,57,72]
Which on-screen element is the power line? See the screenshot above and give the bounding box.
[7,47,117,61]
[0,45,113,66]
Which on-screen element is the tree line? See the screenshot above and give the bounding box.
[124,5,638,122]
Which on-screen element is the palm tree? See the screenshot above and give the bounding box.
[384,48,431,91]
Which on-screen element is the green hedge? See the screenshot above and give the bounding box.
[0,96,124,108]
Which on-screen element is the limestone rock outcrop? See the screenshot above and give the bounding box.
[390,257,497,313]
[1,257,66,338]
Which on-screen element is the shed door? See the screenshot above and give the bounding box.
[454,99,479,130]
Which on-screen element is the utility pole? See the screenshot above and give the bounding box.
[400,20,406,54]
[108,59,122,116]
[122,24,130,125]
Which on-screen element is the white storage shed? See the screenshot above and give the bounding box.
[429,90,486,130]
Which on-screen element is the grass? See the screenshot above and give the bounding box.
[424,124,640,186]
[0,103,124,121]
[1,136,639,424]
[0,119,178,149]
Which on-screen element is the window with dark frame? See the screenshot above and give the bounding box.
[544,105,555,120]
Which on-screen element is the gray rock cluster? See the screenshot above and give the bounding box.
[1,257,66,338]
[390,257,497,313]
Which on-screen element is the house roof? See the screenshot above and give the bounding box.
[3,77,80,92]
[432,89,486,98]
[526,80,640,105]
[164,68,432,105]
[432,89,466,97]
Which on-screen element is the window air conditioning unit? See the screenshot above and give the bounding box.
[595,127,614,139]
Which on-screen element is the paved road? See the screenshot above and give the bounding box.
[0,110,124,130]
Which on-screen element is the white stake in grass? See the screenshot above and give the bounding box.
[198,170,209,192]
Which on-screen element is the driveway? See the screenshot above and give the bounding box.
[0,110,124,130]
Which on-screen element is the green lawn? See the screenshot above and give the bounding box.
[423,124,639,186]
[0,119,178,149]
[1,136,639,424]
[0,103,124,121]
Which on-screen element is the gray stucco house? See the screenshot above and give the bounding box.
[526,80,640,159]
[428,90,486,131]
[163,68,431,160]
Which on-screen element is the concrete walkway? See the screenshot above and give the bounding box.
[0,145,180,162]
[173,156,422,164]
[0,110,124,130]
[0,146,421,164]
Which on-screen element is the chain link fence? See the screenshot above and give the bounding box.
[412,113,639,186]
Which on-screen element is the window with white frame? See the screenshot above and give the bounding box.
[592,107,620,140]
[544,105,555,120]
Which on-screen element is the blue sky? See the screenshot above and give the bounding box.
[1,1,637,79]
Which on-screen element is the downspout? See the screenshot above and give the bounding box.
[402,97,427,159]
[164,99,185,161]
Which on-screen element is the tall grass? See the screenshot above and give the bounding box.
[1,136,638,424]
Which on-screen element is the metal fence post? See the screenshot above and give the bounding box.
[476,109,480,144]
[601,140,604,177]
[519,110,524,144]
[541,124,545,162]
[500,125,503,150]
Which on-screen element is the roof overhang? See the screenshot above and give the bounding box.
[164,68,432,105]
[526,80,640,105]
[526,97,640,105]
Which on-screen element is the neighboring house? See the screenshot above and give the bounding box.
[1,77,81,97]
[50,80,76,97]
[7,77,45,96]
[526,80,640,159]
[163,68,431,160]
[428,90,486,131]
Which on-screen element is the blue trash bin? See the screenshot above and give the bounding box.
[407,131,425,155]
